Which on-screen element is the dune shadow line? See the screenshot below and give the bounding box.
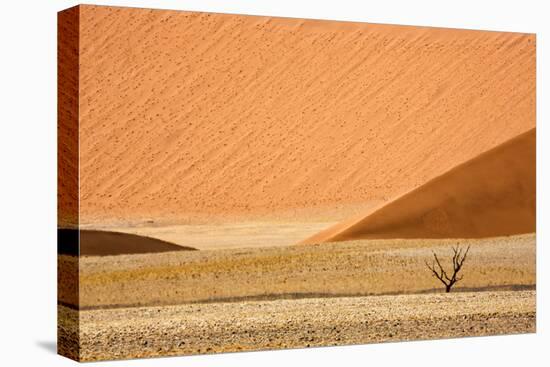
[58,228,197,256]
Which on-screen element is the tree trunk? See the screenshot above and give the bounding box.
[445,285,451,293]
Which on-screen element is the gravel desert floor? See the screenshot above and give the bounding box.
[58,233,535,361]
[59,290,535,361]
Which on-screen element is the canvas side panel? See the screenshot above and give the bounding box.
[57,5,80,362]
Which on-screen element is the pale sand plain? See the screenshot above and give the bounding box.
[82,221,337,250]
[62,234,534,309]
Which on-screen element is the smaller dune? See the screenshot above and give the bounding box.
[58,229,196,256]
[300,128,535,244]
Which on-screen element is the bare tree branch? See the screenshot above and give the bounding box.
[425,245,470,293]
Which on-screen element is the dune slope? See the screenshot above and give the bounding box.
[300,128,535,243]
[58,229,196,256]
[69,5,535,224]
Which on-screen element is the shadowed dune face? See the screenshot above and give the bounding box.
[58,229,196,256]
[69,5,535,225]
[300,128,535,244]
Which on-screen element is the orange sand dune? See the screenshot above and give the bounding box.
[300,129,535,244]
[61,6,535,225]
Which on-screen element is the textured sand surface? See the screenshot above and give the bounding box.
[67,5,535,225]
[59,290,535,361]
[58,7,79,227]
[61,234,535,309]
[93,221,335,250]
[301,129,535,243]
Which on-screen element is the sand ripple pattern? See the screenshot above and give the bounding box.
[72,6,535,224]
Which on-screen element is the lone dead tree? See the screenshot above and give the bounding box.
[425,245,470,293]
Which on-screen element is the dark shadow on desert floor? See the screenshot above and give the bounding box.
[58,229,196,256]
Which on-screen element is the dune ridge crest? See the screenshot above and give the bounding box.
[299,128,536,244]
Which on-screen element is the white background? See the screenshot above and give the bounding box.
[0,0,547,365]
